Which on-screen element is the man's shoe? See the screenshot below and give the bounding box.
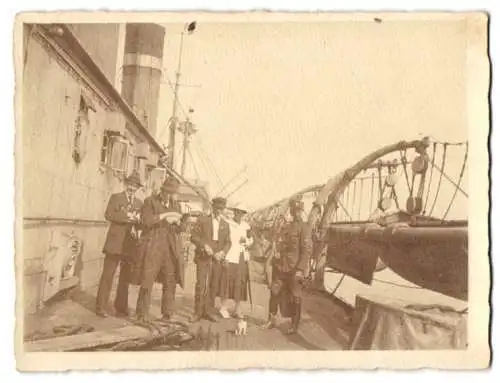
[115,310,130,318]
[96,310,108,318]
[262,315,277,329]
[190,314,203,323]
[204,313,219,322]
[134,312,151,324]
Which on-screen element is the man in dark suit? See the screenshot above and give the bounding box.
[263,195,312,334]
[133,176,184,322]
[190,197,231,322]
[96,171,143,318]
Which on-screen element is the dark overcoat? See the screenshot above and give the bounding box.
[190,214,231,262]
[130,194,184,289]
[102,192,143,257]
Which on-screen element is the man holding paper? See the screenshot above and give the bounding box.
[132,176,184,322]
[96,171,143,318]
[190,197,231,322]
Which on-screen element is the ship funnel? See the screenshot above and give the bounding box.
[121,23,165,138]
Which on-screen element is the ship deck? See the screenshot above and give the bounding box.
[23,260,352,352]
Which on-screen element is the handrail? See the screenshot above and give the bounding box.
[23,216,108,228]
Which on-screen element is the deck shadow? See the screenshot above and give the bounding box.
[275,322,328,351]
[300,289,354,349]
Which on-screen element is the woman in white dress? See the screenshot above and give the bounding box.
[219,206,253,319]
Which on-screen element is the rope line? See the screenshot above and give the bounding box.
[187,146,201,180]
[191,138,223,190]
[369,173,375,215]
[194,138,224,189]
[429,143,447,216]
[430,161,469,198]
[325,269,424,290]
[442,142,468,220]
[429,136,468,146]
[338,199,353,221]
[400,149,411,191]
[358,179,364,220]
[352,180,357,220]
[423,142,437,214]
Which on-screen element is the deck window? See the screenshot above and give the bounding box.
[100,130,130,173]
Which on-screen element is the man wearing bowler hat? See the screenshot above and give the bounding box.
[190,197,231,322]
[96,171,143,318]
[133,176,185,322]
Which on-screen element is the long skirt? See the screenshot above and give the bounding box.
[219,253,249,302]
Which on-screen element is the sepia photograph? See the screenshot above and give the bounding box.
[14,11,490,370]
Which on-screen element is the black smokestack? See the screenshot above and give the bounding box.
[121,23,166,138]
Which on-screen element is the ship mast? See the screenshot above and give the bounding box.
[166,21,197,169]
[179,111,197,176]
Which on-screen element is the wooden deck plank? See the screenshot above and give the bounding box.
[25,325,152,352]
[24,261,352,351]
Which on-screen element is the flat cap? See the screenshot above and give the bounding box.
[161,176,181,192]
[289,195,304,210]
[212,197,227,208]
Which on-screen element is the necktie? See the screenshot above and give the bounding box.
[127,195,132,210]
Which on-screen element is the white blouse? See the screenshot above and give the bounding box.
[225,220,252,264]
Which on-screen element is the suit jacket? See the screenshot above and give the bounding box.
[102,192,143,256]
[134,194,185,288]
[191,214,231,262]
[275,220,312,273]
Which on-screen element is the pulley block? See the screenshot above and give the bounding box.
[406,196,423,215]
[411,155,428,174]
[385,173,399,187]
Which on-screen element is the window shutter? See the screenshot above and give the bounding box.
[109,136,129,171]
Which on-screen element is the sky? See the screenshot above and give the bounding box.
[154,17,469,218]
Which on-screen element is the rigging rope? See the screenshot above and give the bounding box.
[429,143,448,216]
[369,173,375,215]
[409,172,416,198]
[195,138,224,189]
[442,142,468,220]
[388,166,400,210]
[352,180,357,220]
[423,142,437,214]
[400,149,411,191]
[338,198,353,221]
[163,71,190,117]
[157,72,191,141]
[377,163,383,204]
[428,136,467,146]
[187,146,201,180]
[345,185,350,219]
[391,187,400,210]
[192,138,224,190]
[372,278,423,289]
[430,161,469,198]
[324,270,423,290]
[193,144,212,179]
[416,157,427,203]
[358,179,364,220]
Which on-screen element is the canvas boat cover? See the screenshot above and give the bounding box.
[348,294,467,350]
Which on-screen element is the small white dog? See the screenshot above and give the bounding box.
[235,318,248,336]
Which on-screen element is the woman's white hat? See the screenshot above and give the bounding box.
[231,203,249,213]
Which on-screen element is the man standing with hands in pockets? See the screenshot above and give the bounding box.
[190,197,231,322]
